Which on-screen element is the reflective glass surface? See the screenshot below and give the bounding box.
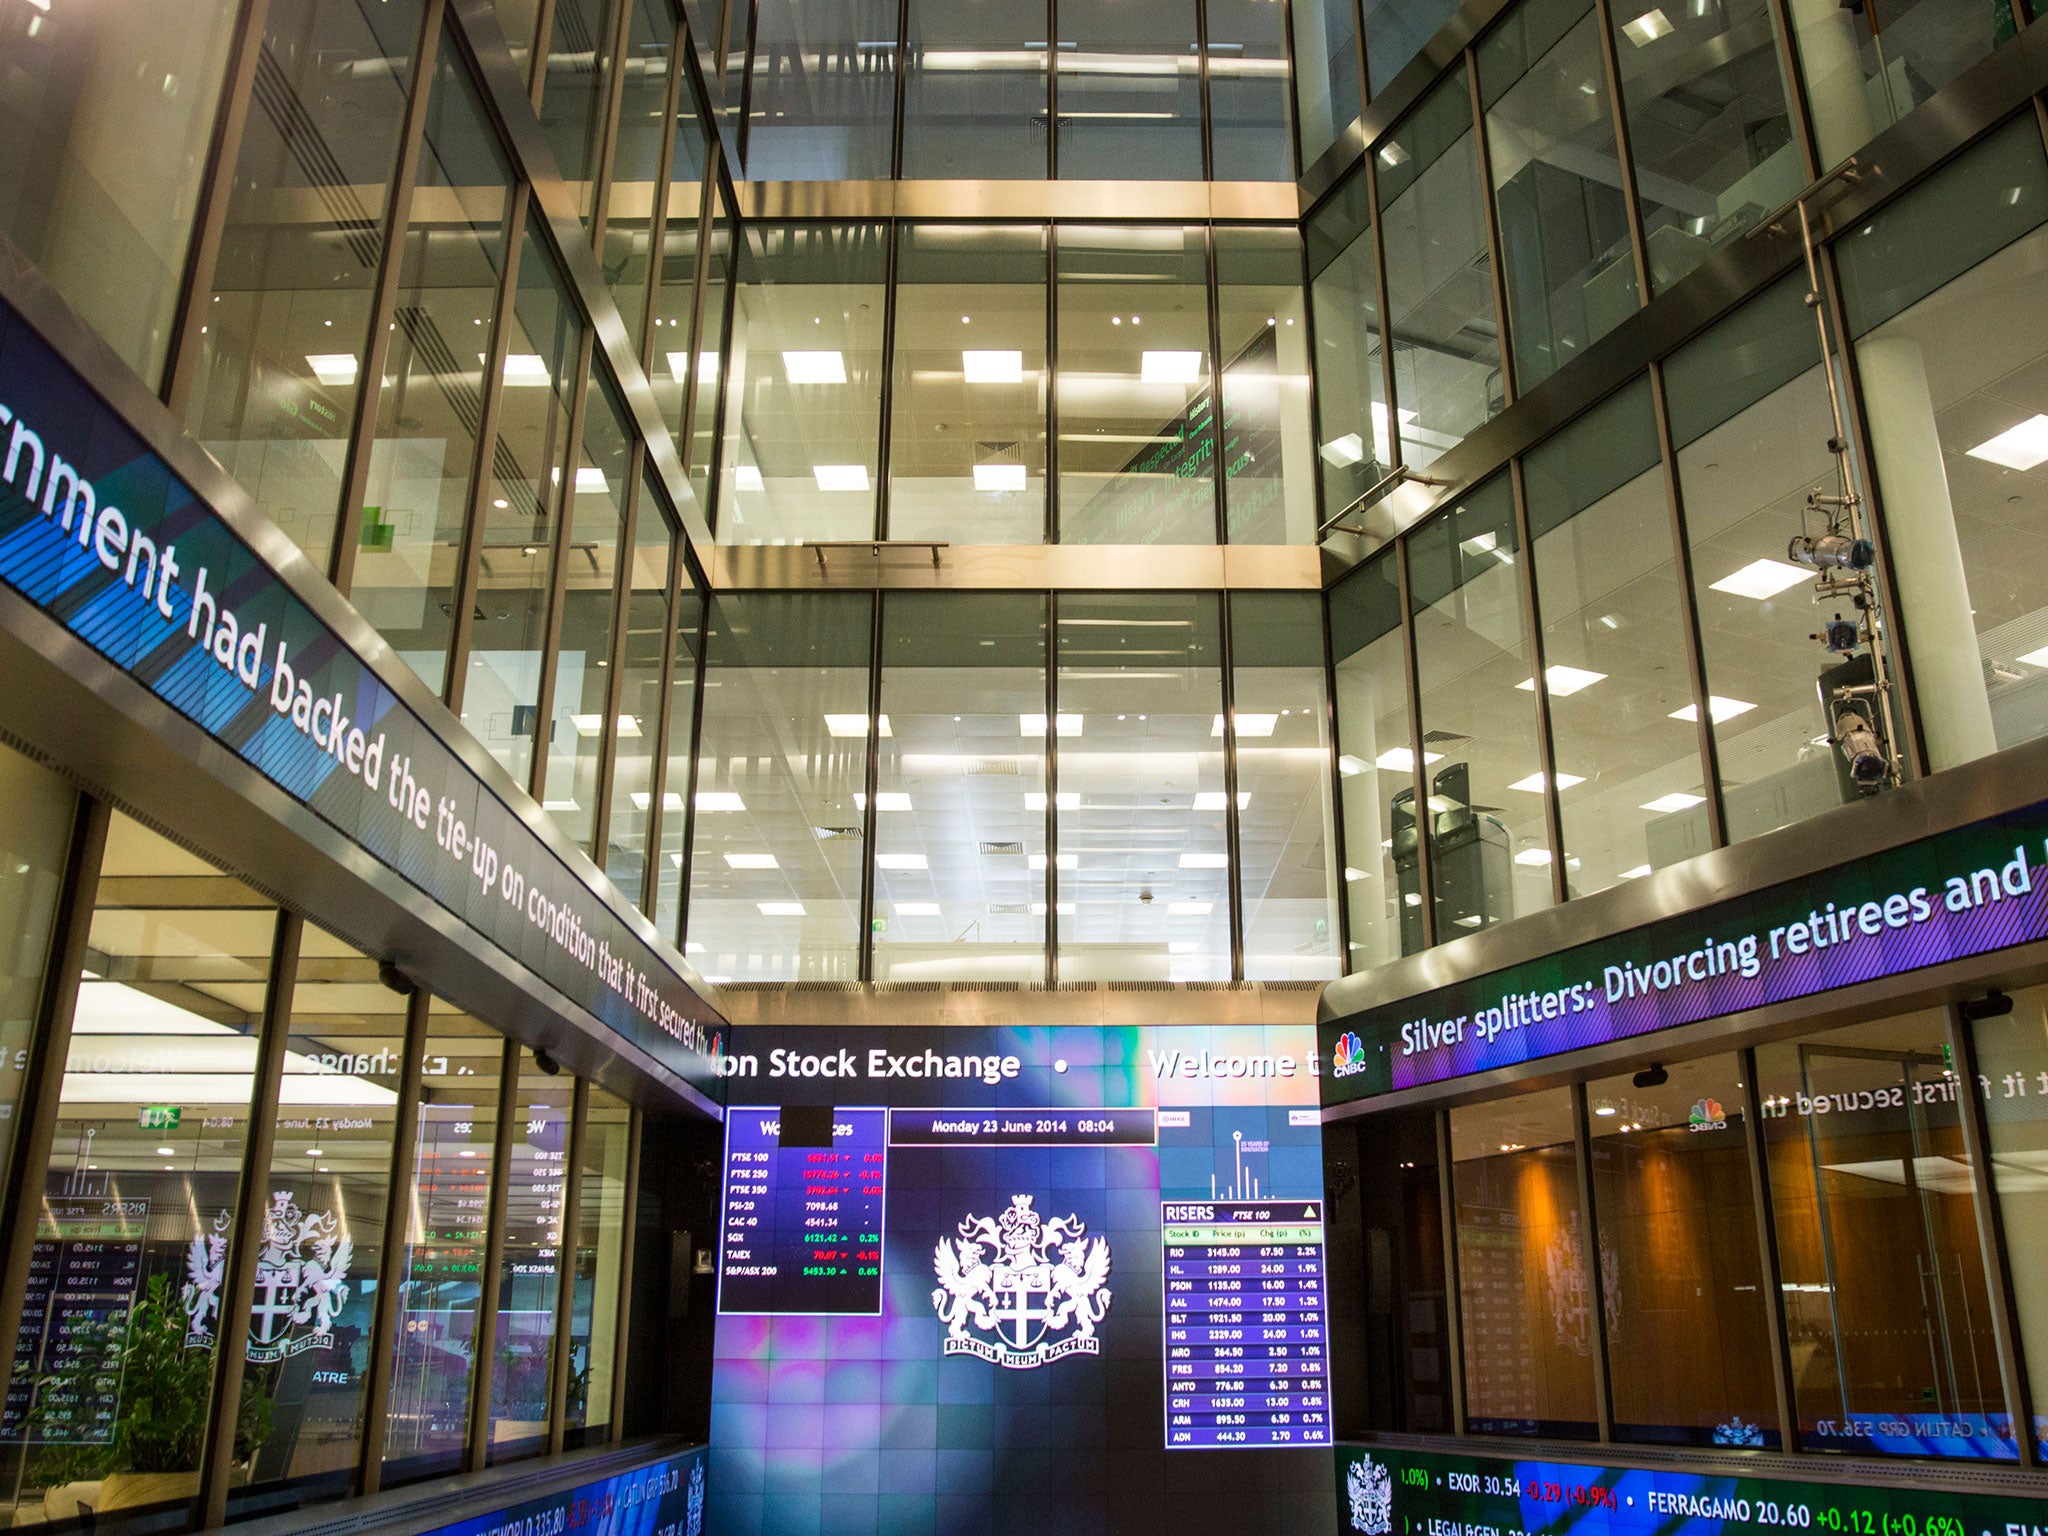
[717,224,886,544]
[1363,0,1462,97]
[1408,478,1554,931]
[1055,227,1215,544]
[1216,228,1316,545]
[353,43,516,698]
[1525,381,1709,895]
[486,1053,570,1463]
[746,0,897,180]
[603,475,678,901]
[601,0,681,357]
[1055,593,1230,980]
[887,225,1048,545]
[1478,0,1636,392]
[653,589,705,945]
[1792,0,2014,170]
[0,747,73,1197]
[872,593,1048,982]
[1308,176,1392,531]
[685,198,734,515]
[901,0,1049,179]
[1292,0,1362,169]
[1057,0,1202,182]
[1207,0,1293,182]
[538,0,619,223]
[1231,593,1339,979]
[562,1086,630,1445]
[1970,983,2048,1461]
[1330,552,1417,968]
[686,594,872,982]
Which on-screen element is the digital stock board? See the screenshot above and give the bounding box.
[707,1024,1339,1536]
[1333,1442,2048,1536]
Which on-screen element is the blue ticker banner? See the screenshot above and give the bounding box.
[0,294,716,1093]
[421,1446,708,1536]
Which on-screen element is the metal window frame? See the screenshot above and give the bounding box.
[589,441,651,861]
[1568,1081,1616,1442]
[1394,536,1437,949]
[636,500,688,915]
[1506,458,1567,904]
[606,1104,644,1438]
[525,326,604,804]
[1738,1047,1803,1453]
[464,1035,524,1473]
[547,1074,592,1454]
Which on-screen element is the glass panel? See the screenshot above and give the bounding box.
[381,1013,503,1487]
[539,0,619,223]
[1291,0,1362,168]
[686,194,735,515]
[1206,0,1292,182]
[1056,0,1202,181]
[495,0,546,81]
[603,474,676,902]
[886,224,1048,545]
[600,0,680,356]
[1612,0,1800,294]
[465,233,584,786]
[539,375,633,849]
[562,1086,630,1446]
[646,73,708,443]
[1588,1056,1776,1447]
[746,0,897,180]
[1231,593,1339,979]
[1793,0,2015,170]
[1449,1087,1598,1438]
[1666,279,1857,845]
[685,593,872,981]
[186,0,423,572]
[353,42,516,699]
[0,815,279,1528]
[1970,983,2048,1461]
[1055,226,1216,544]
[0,747,74,1195]
[1837,118,2048,775]
[1329,552,1417,969]
[1055,593,1229,981]
[1307,174,1392,530]
[717,224,886,544]
[1478,0,1636,392]
[1216,227,1315,545]
[226,928,409,1520]
[0,0,240,387]
[872,593,1048,982]
[1408,477,1554,931]
[901,0,1048,179]
[653,587,704,945]
[487,1051,570,1464]
[1380,70,1503,468]
[1757,1009,2010,1459]
[1363,0,1461,97]
[1525,381,1709,895]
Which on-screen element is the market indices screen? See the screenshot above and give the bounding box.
[707,1025,1338,1536]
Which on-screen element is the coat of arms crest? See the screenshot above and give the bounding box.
[1346,1454,1393,1535]
[931,1194,1112,1368]
[182,1193,353,1361]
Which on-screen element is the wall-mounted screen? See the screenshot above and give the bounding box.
[707,1024,1338,1534]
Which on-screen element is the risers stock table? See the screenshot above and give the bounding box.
[1162,1199,1332,1449]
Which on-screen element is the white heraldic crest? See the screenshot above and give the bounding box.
[932,1194,1111,1368]
[183,1193,352,1361]
[1347,1456,1393,1536]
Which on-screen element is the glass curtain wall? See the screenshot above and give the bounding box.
[538,0,619,224]
[1329,552,1417,969]
[601,0,681,358]
[647,67,708,440]
[0,815,281,1528]
[653,588,706,944]
[1970,983,2048,1462]
[900,0,1050,179]
[1216,228,1316,546]
[0,0,241,388]
[1308,176,1391,532]
[1790,0,2015,170]
[563,1085,631,1446]
[746,0,898,180]
[0,748,74,1195]
[603,477,680,897]
[1230,593,1340,979]
[872,594,1049,982]
[686,593,873,982]
[1207,0,1294,182]
[684,192,735,515]
[1056,0,1203,181]
[886,225,1049,545]
[1055,227,1216,544]
[353,40,517,698]
[487,1052,570,1465]
[1363,0,1461,97]
[1524,381,1711,894]
[717,224,887,544]
[1055,594,1231,981]
[1407,478,1554,932]
[1291,0,1362,169]
[185,0,424,575]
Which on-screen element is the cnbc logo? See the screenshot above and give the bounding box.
[1688,1096,1728,1132]
[1331,1031,1369,1079]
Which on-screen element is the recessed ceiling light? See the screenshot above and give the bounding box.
[874,792,913,811]
[1212,713,1278,737]
[1021,713,1083,737]
[1179,853,1230,869]
[1516,666,1607,696]
[1168,942,1200,955]
[1623,7,1674,44]
[1319,433,1365,467]
[541,798,579,812]
[1024,791,1081,810]
[2017,643,2048,669]
[735,465,765,491]
[1710,558,1808,600]
[1967,414,2048,471]
[572,714,640,737]
[896,902,941,916]
[1514,848,1554,866]
[757,901,807,916]
[1669,696,1757,723]
[1028,902,1077,916]
[962,349,1024,383]
[305,1147,324,1158]
[695,791,746,811]
[782,350,847,383]
[1168,901,1212,915]
[1640,792,1706,813]
[1192,792,1252,810]
[974,463,1028,493]
[574,466,608,493]
[724,853,779,869]
[630,791,685,811]
[1343,867,1367,882]
[1027,852,1080,870]
[1374,747,1445,772]
[875,853,928,870]
[156,1146,175,1157]
[304,353,358,387]
[1140,351,1203,384]
[825,713,891,736]
[1618,864,1653,879]
[1507,772,1584,792]
[501,353,549,385]
[814,464,870,492]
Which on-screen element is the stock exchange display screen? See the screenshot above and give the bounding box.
[707,1025,1339,1535]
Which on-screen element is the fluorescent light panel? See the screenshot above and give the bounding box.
[1140,350,1203,384]
[1640,792,1706,813]
[305,354,358,387]
[814,464,871,492]
[782,350,847,384]
[1967,414,2048,471]
[1710,558,1809,600]
[962,349,1024,383]
[1021,713,1083,737]
[1670,696,1757,723]
[974,463,1028,492]
[724,853,779,869]
[1516,666,1606,697]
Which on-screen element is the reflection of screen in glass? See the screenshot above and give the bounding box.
[707,1025,1338,1535]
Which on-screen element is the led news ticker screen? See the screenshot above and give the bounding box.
[707,1024,1339,1535]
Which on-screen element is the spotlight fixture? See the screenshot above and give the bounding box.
[1961,991,2015,1021]
[1632,1063,1669,1089]
[1787,532,1874,572]
[533,1049,562,1076]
